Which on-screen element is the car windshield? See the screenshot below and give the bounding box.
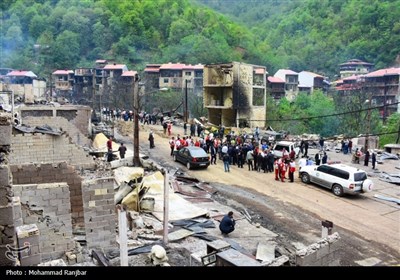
[354,172,367,181]
[190,149,207,157]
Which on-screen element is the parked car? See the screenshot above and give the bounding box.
[299,164,373,197]
[273,141,301,158]
[173,146,210,169]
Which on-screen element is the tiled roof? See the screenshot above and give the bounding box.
[364,68,400,77]
[121,71,138,77]
[103,64,127,70]
[268,76,285,83]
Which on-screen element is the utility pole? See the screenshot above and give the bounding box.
[133,74,140,166]
[365,99,371,152]
[185,79,188,123]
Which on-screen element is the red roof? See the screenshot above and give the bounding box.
[144,67,160,73]
[364,68,400,78]
[343,75,363,81]
[254,68,265,75]
[7,70,37,78]
[121,71,138,77]
[53,70,73,75]
[268,76,285,83]
[103,64,127,70]
[159,63,187,70]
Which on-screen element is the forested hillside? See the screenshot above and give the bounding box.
[1,0,399,79]
[0,0,263,77]
[198,0,400,77]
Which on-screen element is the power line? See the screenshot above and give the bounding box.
[261,101,400,122]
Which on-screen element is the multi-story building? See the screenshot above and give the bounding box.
[203,62,267,128]
[5,70,46,104]
[267,76,285,101]
[274,69,299,101]
[339,59,374,79]
[52,70,74,100]
[363,68,400,120]
[298,71,327,93]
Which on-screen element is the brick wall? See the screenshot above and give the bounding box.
[13,183,75,261]
[295,232,341,266]
[10,163,84,227]
[82,178,116,250]
[10,133,95,170]
[24,116,91,147]
[19,105,91,139]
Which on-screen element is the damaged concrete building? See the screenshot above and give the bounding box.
[203,62,267,128]
[0,105,117,266]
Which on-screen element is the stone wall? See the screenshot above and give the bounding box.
[13,183,74,261]
[0,112,16,266]
[295,232,341,266]
[10,133,95,170]
[10,163,84,227]
[82,178,116,250]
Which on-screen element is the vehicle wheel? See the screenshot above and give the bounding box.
[332,184,344,197]
[173,155,177,162]
[301,173,310,183]
[186,161,191,170]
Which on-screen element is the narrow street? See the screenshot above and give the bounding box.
[121,122,400,265]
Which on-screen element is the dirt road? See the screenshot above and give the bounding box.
[122,122,400,265]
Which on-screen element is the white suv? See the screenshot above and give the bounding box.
[273,141,300,158]
[299,164,373,197]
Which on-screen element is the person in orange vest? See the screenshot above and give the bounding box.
[274,159,280,181]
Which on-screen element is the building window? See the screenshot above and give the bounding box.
[164,78,168,83]
[185,72,192,76]
[253,88,264,106]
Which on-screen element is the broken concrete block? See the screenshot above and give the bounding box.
[0,126,12,145]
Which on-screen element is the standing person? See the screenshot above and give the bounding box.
[222,152,230,172]
[219,211,235,235]
[148,131,155,149]
[107,137,113,162]
[107,137,113,151]
[118,143,127,159]
[319,137,324,151]
[304,141,309,157]
[371,151,376,169]
[364,150,370,166]
[315,152,321,165]
[321,152,328,164]
[190,123,196,137]
[167,122,172,136]
[210,145,217,165]
[348,140,353,154]
[289,159,296,183]
[169,137,175,156]
[246,149,254,171]
[183,122,187,135]
[162,121,168,135]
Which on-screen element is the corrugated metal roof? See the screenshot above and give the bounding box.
[52,70,73,75]
[7,70,37,78]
